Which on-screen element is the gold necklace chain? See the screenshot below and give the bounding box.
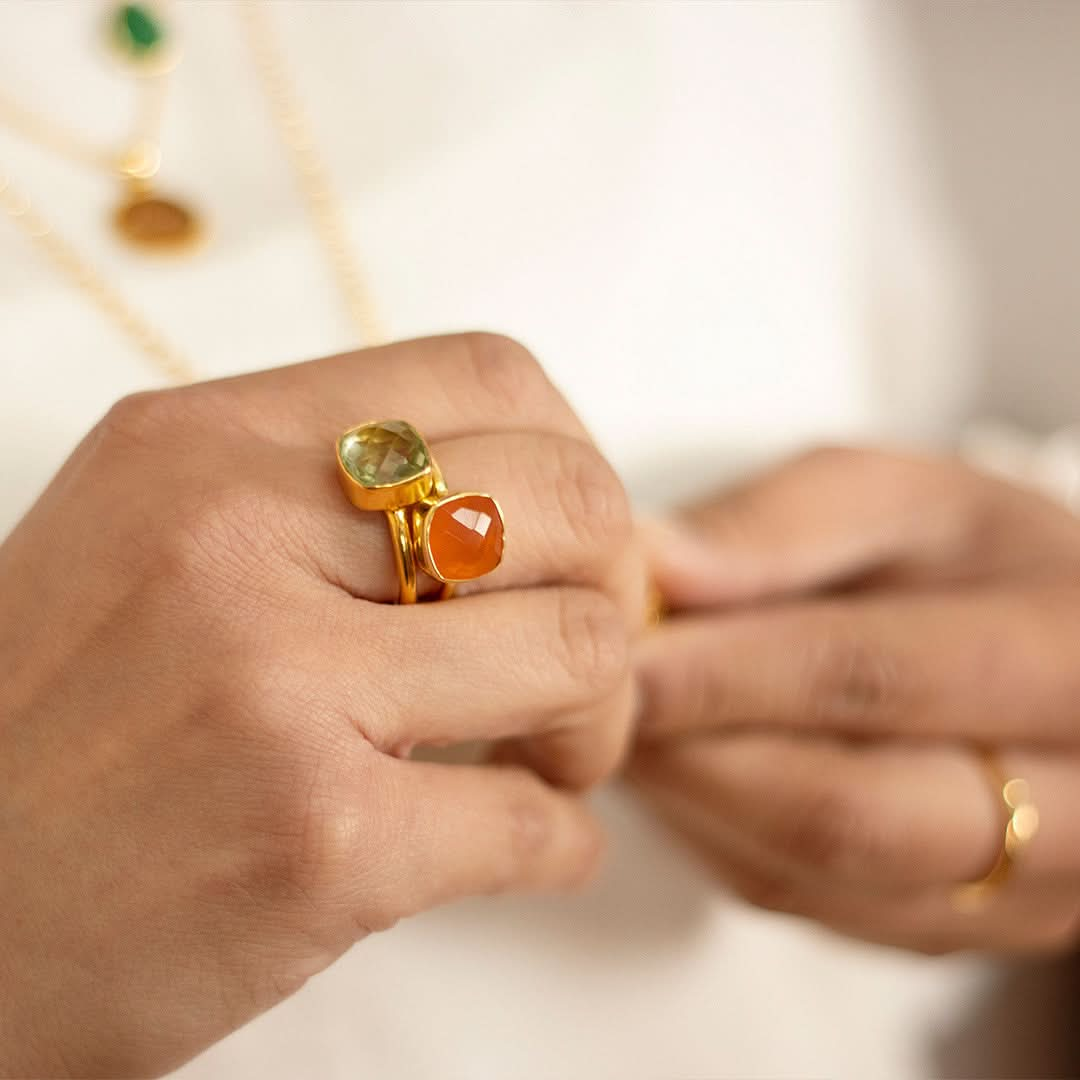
[0,1,384,388]
[0,170,198,383]
[238,1,386,350]
[0,80,169,178]
[0,3,173,178]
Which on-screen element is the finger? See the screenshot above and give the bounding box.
[644,446,1064,611]
[630,735,1080,889]
[316,587,629,766]
[641,784,1080,954]
[290,430,634,607]
[816,888,1080,956]
[205,332,592,448]
[359,756,605,924]
[636,587,1080,742]
[492,673,638,791]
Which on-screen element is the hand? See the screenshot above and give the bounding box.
[631,447,1080,955]
[0,333,643,1077]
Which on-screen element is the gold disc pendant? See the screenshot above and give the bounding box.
[113,186,203,254]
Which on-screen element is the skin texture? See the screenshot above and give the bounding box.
[632,446,1080,956]
[0,333,646,1078]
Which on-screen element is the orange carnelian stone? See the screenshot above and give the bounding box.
[427,494,504,581]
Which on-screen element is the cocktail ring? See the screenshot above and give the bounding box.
[336,420,505,604]
[951,748,1040,913]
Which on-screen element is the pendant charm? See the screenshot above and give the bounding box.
[113,187,203,254]
[107,3,178,74]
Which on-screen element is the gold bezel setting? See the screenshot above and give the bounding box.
[414,492,506,584]
[336,420,434,511]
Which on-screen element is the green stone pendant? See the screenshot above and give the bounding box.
[109,3,172,69]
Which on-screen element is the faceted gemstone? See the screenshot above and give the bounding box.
[112,4,165,58]
[338,420,430,488]
[427,494,504,581]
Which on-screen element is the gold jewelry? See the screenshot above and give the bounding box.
[643,580,666,629]
[951,750,1040,913]
[238,0,386,346]
[336,421,505,604]
[384,508,420,605]
[0,0,384,388]
[106,3,181,75]
[0,2,202,254]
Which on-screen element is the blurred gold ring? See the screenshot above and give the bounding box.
[335,419,504,603]
[951,749,1040,913]
[643,580,666,630]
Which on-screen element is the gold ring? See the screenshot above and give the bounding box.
[335,420,505,604]
[643,580,666,630]
[951,749,1040,913]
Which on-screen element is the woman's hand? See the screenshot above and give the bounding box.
[0,333,643,1078]
[632,447,1080,955]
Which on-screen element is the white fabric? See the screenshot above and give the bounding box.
[1,3,1073,1077]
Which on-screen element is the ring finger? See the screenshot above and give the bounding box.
[642,783,1080,953]
[629,734,1080,890]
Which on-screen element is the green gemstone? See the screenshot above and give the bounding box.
[338,420,430,488]
[112,4,165,58]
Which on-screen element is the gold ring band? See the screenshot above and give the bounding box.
[951,749,1040,913]
[384,507,419,605]
[336,420,504,604]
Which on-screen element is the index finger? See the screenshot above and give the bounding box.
[636,586,1080,742]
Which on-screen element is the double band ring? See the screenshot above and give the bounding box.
[336,420,505,604]
[951,749,1040,913]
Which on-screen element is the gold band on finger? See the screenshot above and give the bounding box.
[951,749,1040,913]
[384,507,418,605]
[336,420,504,604]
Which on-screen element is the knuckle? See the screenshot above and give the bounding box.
[552,589,628,700]
[800,621,904,725]
[496,778,558,892]
[457,331,547,415]
[97,389,181,450]
[551,439,632,564]
[526,681,635,792]
[98,384,226,450]
[773,785,897,876]
[495,771,601,890]
[258,750,364,900]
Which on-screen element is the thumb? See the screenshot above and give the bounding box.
[642,446,952,611]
